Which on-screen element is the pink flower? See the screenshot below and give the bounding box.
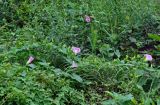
[71,47,81,55]
[85,15,91,23]
[71,61,78,68]
[144,54,153,61]
[26,56,34,64]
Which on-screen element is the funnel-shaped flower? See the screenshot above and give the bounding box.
[85,15,91,23]
[144,54,152,61]
[72,47,81,55]
[26,56,34,65]
[71,61,78,68]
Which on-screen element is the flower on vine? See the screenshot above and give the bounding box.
[71,47,81,55]
[85,15,91,23]
[71,61,78,68]
[144,54,153,61]
[26,56,34,65]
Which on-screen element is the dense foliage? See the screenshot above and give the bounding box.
[0,0,160,105]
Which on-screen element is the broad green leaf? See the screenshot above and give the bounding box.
[28,64,36,69]
[102,100,117,105]
[38,62,50,67]
[115,50,121,58]
[157,99,160,105]
[148,33,160,41]
[71,73,83,83]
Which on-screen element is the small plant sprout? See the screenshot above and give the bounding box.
[71,47,81,55]
[26,56,34,65]
[85,15,91,23]
[144,54,153,61]
[71,61,78,68]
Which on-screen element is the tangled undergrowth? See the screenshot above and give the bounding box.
[0,0,160,105]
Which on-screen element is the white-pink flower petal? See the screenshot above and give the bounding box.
[71,61,78,68]
[26,56,34,64]
[85,15,91,23]
[144,54,153,61]
[71,47,81,55]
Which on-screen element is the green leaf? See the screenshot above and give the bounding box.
[102,100,117,105]
[157,99,160,105]
[71,73,83,83]
[28,64,36,69]
[129,37,137,43]
[115,50,121,58]
[106,91,134,104]
[38,62,49,67]
[148,33,160,41]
